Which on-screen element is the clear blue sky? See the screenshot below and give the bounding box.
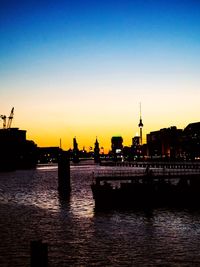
[0,0,200,150]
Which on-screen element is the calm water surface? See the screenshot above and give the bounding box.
[1,162,200,266]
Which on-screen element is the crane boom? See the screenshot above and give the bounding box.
[7,107,14,129]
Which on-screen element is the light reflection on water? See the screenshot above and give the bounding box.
[1,163,200,266]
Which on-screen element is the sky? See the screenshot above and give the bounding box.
[0,0,200,152]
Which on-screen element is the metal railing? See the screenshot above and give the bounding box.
[93,168,200,179]
[115,161,200,169]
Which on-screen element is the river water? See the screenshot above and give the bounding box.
[1,162,200,266]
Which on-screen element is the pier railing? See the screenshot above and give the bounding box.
[115,161,200,169]
[93,168,200,182]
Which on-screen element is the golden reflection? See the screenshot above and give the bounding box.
[69,195,94,218]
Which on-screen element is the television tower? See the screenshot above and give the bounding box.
[138,103,143,145]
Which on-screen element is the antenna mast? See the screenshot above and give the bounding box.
[138,102,143,145]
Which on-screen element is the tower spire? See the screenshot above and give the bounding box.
[138,102,143,145]
[94,137,100,163]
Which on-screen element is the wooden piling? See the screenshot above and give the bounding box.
[30,240,48,267]
[58,151,71,194]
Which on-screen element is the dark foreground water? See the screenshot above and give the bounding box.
[1,162,200,266]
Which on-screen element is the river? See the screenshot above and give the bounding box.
[1,162,200,266]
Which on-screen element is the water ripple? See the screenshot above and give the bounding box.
[1,165,200,266]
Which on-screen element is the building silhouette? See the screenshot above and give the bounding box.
[111,136,123,161]
[147,126,183,159]
[0,128,37,171]
[182,122,200,160]
[130,136,141,160]
[146,123,200,160]
[37,147,63,163]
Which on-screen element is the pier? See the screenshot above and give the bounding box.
[91,166,200,210]
[93,168,200,183]
[115,161,200,169]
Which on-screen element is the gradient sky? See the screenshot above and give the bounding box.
[0,0,200,152]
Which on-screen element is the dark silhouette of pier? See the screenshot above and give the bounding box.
[92,167,200,210]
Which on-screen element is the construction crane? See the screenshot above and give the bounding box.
[0,107,14,129]
[7,107,14,129]
[0,114,6,129]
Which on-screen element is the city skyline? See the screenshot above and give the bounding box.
[1,0,200,152]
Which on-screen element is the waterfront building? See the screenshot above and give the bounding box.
[130,136,141,160]
[147,126,183,159]
[132,136,140,147]
[182,122,200,160]
[37,147,63,163]
[0,128,37,171]
[111,136,123,161]
[146,123,200,160]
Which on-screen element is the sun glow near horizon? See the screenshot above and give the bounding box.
[1,1,200,152]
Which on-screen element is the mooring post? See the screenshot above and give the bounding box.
[30,240,48,267]
[58,151,71,194]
